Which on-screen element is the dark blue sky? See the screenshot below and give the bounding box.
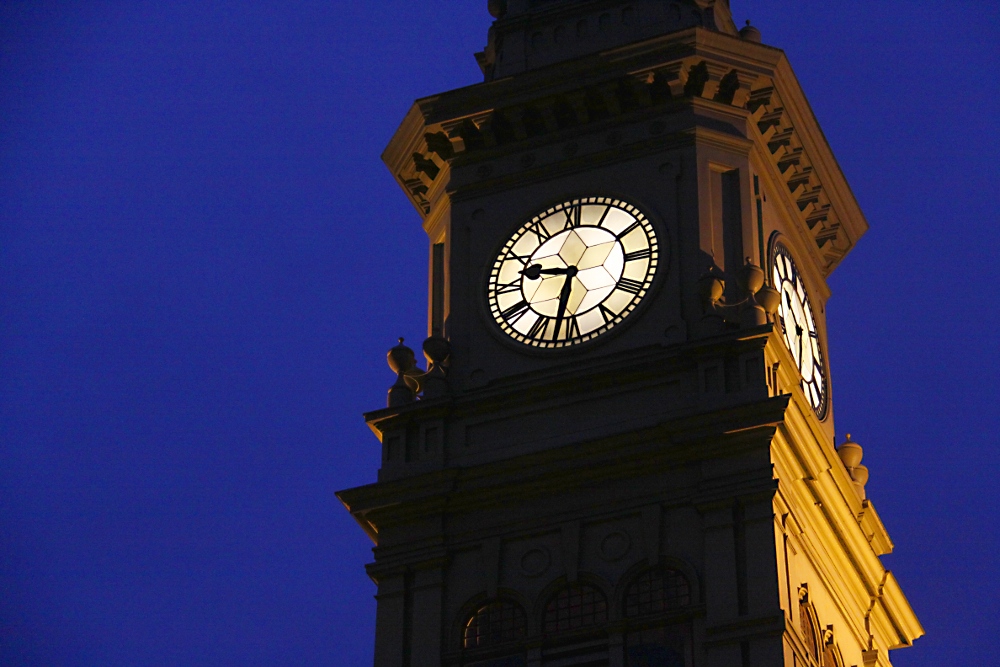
[1,2,997,665]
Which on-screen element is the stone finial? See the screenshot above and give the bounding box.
[695,268,726,335]
[837,434,869,500]
[738,258,764,295]
[387,337,414,370]
[738,258,767,326]
[755,284,781,315]
[487,0,506,19]
[697,270,725,311]
[387,338,417,407]
[698,259,775,328]
[740,20,762,43]
[420,336,451,399]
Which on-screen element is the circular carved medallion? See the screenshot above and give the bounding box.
[519,548,551,577]
[599,531,631,562]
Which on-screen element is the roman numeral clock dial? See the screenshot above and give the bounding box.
[771,242,828,419]
[487,197,659,349]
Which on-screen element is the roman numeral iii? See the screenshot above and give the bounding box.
[624,248,651,262]
[617,278,643,294]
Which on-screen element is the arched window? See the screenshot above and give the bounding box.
[543,583,608,633]
[622,568,692,667]
[624,567,691,617]
[823,642,844,667]
[463,599,527,650]
[799,600,820,662]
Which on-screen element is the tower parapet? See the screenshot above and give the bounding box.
[479,0,738,80]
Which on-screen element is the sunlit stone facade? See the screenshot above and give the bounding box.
[338,2,922,665]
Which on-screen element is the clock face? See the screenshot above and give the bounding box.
[771,243,827,418]
[487,197,659,349]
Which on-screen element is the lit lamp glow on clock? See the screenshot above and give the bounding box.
[488,197,659,348]
[771,242,828,418]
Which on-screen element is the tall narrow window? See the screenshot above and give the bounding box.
[754,174,765,270]
[721,169,743,276]
[431,243,445,337]
[706,167,742,277]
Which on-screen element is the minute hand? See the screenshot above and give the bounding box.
[552,266,579,340]
[783,293,803,363]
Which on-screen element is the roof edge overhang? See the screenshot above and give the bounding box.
[382,28,869,274]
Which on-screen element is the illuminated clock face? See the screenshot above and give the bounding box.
[772,243,827,418]
[487,197,659,349]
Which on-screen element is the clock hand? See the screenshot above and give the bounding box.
[552,266,579,340]
[789,317,802,364]
[520,264,572,280]
[782,292,803,362]
[784,293,802,331]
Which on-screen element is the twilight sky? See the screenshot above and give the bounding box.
[1,2,997,665]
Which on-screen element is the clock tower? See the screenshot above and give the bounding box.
[338,2,923,666]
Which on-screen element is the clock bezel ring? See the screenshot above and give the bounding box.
[767,232,829,421]
[480,193,671,356]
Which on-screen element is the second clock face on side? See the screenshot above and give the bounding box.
[488,197,659,349]
[771,243,827,418]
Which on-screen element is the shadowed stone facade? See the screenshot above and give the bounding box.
[338,3,923,665]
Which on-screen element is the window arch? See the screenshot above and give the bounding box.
[624,567,692,617]
[822,641,844,667]
[462,599,528,650]
[543,583,608,633]
[799,600,821,662]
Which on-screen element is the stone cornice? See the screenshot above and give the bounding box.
[748,57,869,276]
[339,394,787,540]
[769,334,922,654]
[383,28,865,276]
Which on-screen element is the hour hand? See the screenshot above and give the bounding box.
[520,263,571,280]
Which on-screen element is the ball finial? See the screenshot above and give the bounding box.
[740,20,762,43]
[488,0,507,19]
[387,337,416,375]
